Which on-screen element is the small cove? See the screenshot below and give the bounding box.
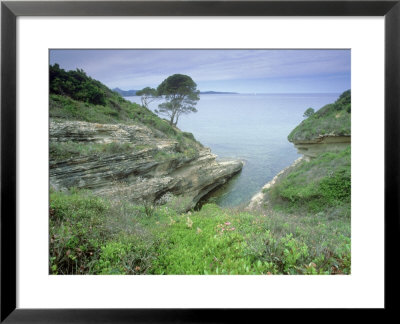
[125,93,340,207]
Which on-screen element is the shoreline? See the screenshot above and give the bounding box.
[247,156,304,209]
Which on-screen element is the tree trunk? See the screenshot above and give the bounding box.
[169,109,177,126]
[174,115,179,127]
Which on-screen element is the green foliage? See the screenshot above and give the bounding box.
[49,189,350,275]
[49,66,203,163]
[49,122,201,164]
[95,235,156,275]
[151,204,350,275]
[50,93,132,124]
[49,189,158,275]
[49,141,135,161]
[182,131,196,141]
[150,133,200,163]
[162,194,194,214]
[288,90,351,142]
[155,74,200,126]
[136,87,158,97]
[152,204,252,274]
[49,66,174,134]
[96,241,131,274]
[136,87,159,109]
[174,132,201,158]
[268,147,351,214]
[50,64,108,105]
[303,107,315,118]
[50,93,199,151]
[49,190,110,274]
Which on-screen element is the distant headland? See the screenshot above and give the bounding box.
[113,88,238,96]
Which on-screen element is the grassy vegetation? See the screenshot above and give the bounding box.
[49,135,199,163]
[266,147,351,215]
[49,189,160,274]
[50,93,178,138]
[50,189,350,275]
[50,65,203,142]
[50,65,203,162]
[288,90,351,142]
[49,141,146,162]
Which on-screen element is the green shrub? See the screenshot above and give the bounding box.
[49,189,350,275]
[49,141,134,161]
[288,90,351,142]
[268,147,350,214]
[49,189,158,275]
[49,65,202,160]
[50,64,107,105]
[96,241,131,274]
[149,203,350,275]
[49,190,109,274]
[182,132,195,141]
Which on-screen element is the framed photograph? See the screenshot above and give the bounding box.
[1,0,399,321]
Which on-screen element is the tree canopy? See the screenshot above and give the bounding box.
[155,74,200,126]
[136,87,159,109]
[303,107,315,118]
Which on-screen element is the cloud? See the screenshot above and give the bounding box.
[50,49,350,91]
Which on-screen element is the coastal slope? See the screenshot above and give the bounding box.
[49,65,243,211]
[250,90,351,216]
[288,90,351,160]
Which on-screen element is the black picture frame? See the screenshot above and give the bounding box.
[1,0,399,322]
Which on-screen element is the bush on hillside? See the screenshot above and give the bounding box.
[288,90,351,142]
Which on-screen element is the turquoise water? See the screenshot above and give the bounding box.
[125,93,340,207]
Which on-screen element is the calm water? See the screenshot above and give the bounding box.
[125,93,339,207]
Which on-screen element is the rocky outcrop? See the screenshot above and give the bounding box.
[292,135,350,160]
[50,120,171,146]
[50,120,243,210]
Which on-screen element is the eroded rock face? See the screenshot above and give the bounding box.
[50,120,170,145]
[292,135,350,160]
[50,120,243,210]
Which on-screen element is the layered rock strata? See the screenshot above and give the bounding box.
[50,120,243,210]
[291,135,350,160]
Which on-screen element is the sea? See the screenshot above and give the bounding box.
[125,93,340,207]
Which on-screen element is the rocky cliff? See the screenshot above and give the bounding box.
[50,120,243,211]
[291,135,350,160]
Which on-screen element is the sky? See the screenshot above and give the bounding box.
[50,49,350,94]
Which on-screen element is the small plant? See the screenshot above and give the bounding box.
[141,199,155,218]
[303,107,315,118]
[280,234,309,274]
[186,216,193,229]
[164,194,193,213]
[50,141,133,162]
